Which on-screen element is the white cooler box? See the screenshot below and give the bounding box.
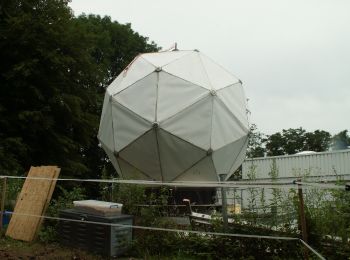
[73,200,123,216]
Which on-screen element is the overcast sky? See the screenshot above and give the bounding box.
[69,0,350,135]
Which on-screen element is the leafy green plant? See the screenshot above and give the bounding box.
[47,186,86,217]
[3,178,24,210]
[38,186,86,243]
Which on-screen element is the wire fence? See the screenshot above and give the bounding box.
[0,174,349,259]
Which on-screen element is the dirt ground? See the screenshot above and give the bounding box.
[0,236,111,260]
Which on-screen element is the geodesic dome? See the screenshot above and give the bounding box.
[98,50,249,181]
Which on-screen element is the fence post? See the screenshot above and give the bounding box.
[220,174,228,231]
[0,177,7,233]
[298,179,308,259]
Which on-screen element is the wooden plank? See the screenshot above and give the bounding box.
[6,166,60,241]
[34,166,59,239]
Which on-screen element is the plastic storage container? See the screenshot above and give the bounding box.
[73,200,123,216]
[59,209,133,257]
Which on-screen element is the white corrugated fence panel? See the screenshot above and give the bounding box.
[242,150,350,180]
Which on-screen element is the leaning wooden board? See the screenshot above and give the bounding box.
[6,166,60,241]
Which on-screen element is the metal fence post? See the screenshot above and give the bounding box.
[0,177,7,233]
[220,174,228,231]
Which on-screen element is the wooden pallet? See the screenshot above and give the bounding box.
[6,166,60,241]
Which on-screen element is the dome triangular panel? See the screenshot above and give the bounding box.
[98,102,115,152]
[112,102,151,151]
[119,130,162,181]
[173,156,218,182]
[109,56,155,95]
[118,158,152,180]
[227,137,248,180]
[199,53,240,90]
[157,72,209,122]
[162,96,212,150]
[163,52,211,89]
[212,136,248,175]
[158,129,206,181]
[142,51,191,68]
[211,98,248,150]
[217,83,248,128]
[115,73,157,122]
[101,143,122,175]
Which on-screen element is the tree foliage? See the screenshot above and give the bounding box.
[246,124,266,158]
[247,126,334,157]
[265,128,331,156]
[0,0,158,179]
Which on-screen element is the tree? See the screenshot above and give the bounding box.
[246,124,266,158]
[265,132,286,156]
[281,128,306,154]
[0,0,158,180]
[74,14,159,87]
[304,130,331,152]
[265,128,331,156]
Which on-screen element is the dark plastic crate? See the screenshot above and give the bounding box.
[59,209,133,257]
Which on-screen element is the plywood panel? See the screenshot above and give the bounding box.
[6,166,60,241]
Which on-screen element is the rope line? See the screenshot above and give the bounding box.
[299,239,326,260]
[295,181,348,190]
[4,211,297,240]
[0,175,295,187]
[1,175,348,191]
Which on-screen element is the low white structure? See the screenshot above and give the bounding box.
[242,149,350,181]
[218,150,350,213]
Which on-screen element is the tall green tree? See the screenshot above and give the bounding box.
[0,0,158,179]
[246,124,266,158]
[304,130,331,152]
[265,128,331,156]
[265,132,286,156]
[74,14,159,87]
[280,128,306,154]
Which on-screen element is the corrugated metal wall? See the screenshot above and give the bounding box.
[242,150,350,180]
[216,150,350,211]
